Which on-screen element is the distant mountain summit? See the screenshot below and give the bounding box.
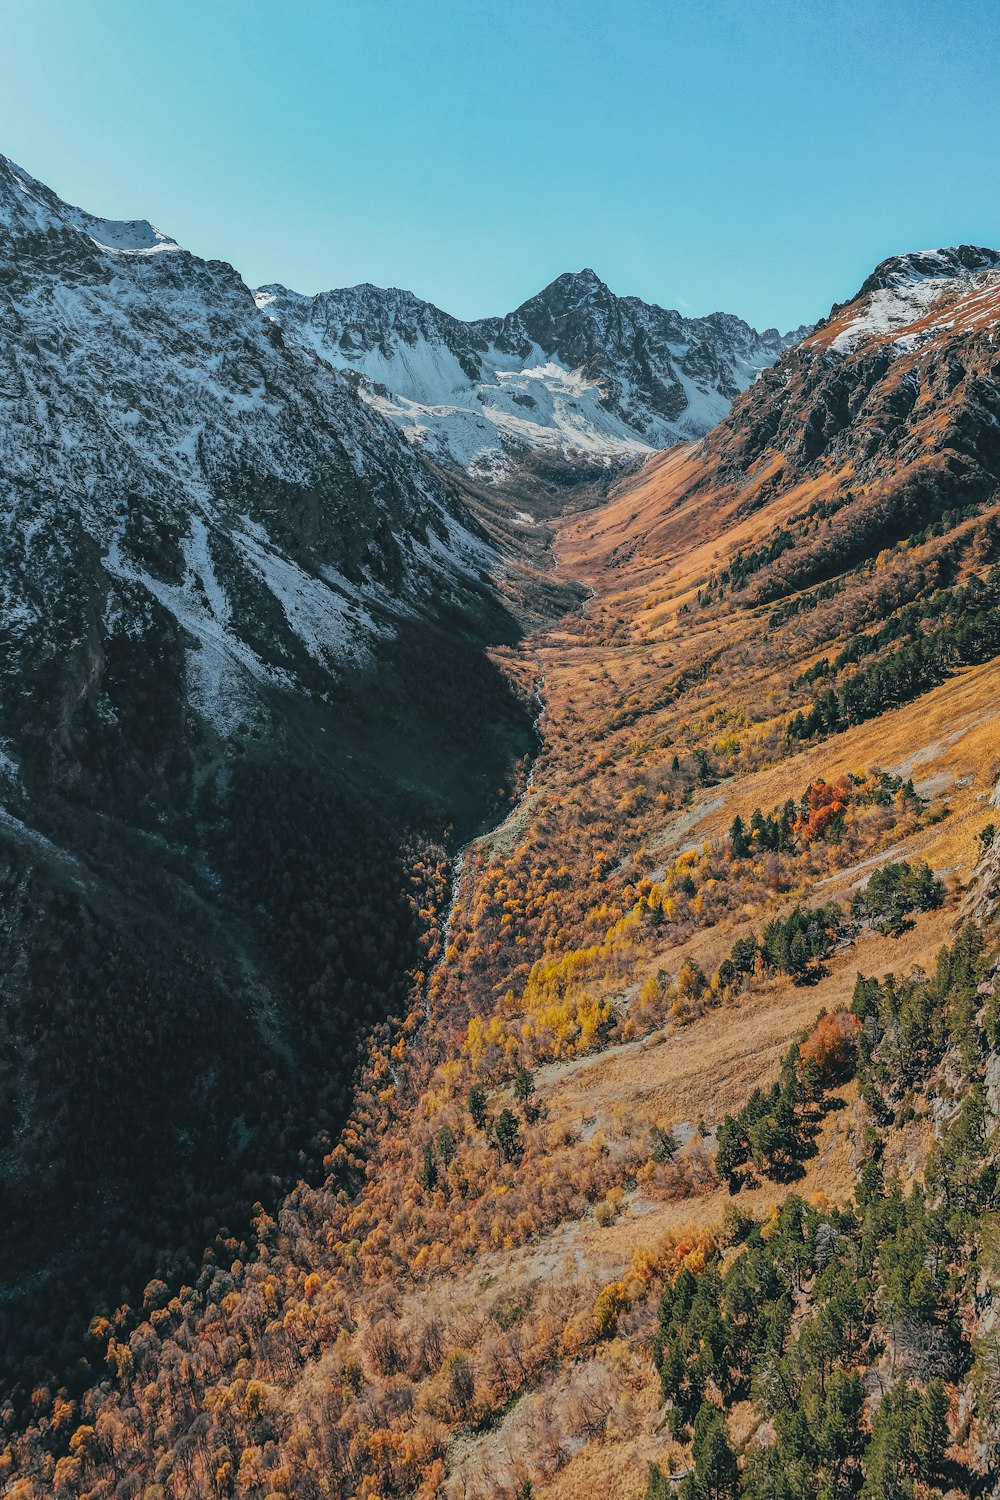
[849,243,1000,302]
[256,270,809,479]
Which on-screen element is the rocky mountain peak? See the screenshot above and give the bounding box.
[806,241,1000,359]
[0,151,178,253]
[259,270,809,480]
[0,153,72,234]
[532,266,614,306]
[850,243,1000,305]
[705,234,1000,498]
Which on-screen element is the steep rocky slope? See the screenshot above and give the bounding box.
[0,155,534,1369]
[707,243,1000,503]
[4,243,1000,1497]
[255,270,807,481]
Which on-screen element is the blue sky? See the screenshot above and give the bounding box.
[3,0,999,329]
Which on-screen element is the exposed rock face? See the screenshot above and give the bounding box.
[553,245,1000,637]
[256,269,808,479]
[684,244,1000,579]
[0,154,532,1346]
[0,156,495,674]
[847,244,1000,306]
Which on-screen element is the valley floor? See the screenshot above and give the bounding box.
[6,434,1000,1499]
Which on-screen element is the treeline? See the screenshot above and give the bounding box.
[714,528,796,595]
[647,922,994,1499]
[708,489,985,617]
[796,565,1000,689]
[747,489,988,608]
[788,566,1000,741]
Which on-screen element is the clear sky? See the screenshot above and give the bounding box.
[2,0,999,330]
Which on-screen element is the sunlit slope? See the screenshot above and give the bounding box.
[417,243,1000,1494]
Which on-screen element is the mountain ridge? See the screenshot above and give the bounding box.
[255,268,810,480]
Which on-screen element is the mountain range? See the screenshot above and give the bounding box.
[256,270,808,478]
[2,153,1000,1500]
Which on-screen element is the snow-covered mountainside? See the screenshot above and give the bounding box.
[0,154,497,722]
[255,270,809,479]
[817,244,1000,355]
[0,153,533,1336]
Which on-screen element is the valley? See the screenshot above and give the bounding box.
[2,157,1000,1500]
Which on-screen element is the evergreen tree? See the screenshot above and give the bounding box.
[682,1402,738,1500]
[861,1381,919,1500]
[651,1124,680,1163]
[913,1377,949,1478]
[468,1083,488,1129]
[513,1067,535,1102]
[420,1142,438,1192]
[494,1107,522,1163]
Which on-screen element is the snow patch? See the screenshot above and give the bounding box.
[830,257,1000,355]
[831,278,953,354]
[79,216,179,254]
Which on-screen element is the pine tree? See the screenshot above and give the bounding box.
[651,1125,680,1163]
[494,1108,522,1163]
[683,1402,738,1500]
[468,1083,488,1129]
[789,928,812,980]
[913,1377,948,1477]
[437,1124,456,1164]
[420,1142,438,1191]
[513,1067,535,1102]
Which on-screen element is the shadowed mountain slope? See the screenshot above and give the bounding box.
[0,154,535,1376]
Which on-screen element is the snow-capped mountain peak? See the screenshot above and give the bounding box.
[852,244,1000,300]
[815,243,1000,356]
[256,271,809,481]
[0,154,179,253]
[0,148,505,753]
